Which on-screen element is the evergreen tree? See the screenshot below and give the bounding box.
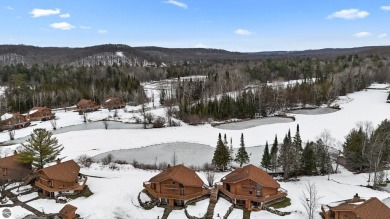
[301,142,316,175]
[292,124,303,176]
[261,141,271,171]
[343,127,368,171]
[235,133,250,167]
[223,134,228,146]
[229,137,234,165]
[270,135,278,173]
[279,130,293,179]
[18,128,64,169]
[212,133,230,171]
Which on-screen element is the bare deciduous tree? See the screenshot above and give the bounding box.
[50,119,57,130]
[171,150,178,166]
[204,171,215,187]
[8,129,15,141]
[300,182,320,219]
[103,119,109,130]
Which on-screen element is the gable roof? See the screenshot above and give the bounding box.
[105,97,122,103]
[0,152,31,180]
[329,197,390,219]
[355,198,390,219]
[149,165,204,187]
[221,164,280,188]
[28,106,50,114]
[76,99,97,107]
[38,160,80,182]
[59,204,77,215]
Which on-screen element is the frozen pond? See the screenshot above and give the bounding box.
[216,117,293,130]
[1,121,143,145]
[94,142,265,167]
[289,107,339,115]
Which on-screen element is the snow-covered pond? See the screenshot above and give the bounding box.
[216,117,293,130]
[94,142,265,167]
[289,107,339,115]
[2,121,143,145]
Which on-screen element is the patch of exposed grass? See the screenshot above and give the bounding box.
[269,197,291,209]
[67,186,93,199]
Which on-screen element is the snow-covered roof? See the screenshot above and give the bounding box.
[28,109,38,115]
[1,113,13,120]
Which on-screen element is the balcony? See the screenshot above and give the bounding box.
[143,182,210,201]
[217,185,287,204]
[35,177,87,193]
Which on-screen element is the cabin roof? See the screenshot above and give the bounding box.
[76,99,97,107]
[329,197,390,219]
[59,204,77,215]
[38,160,80,182]
[28,106,50,115]
[221,164,280,188]
[149,164,204,187]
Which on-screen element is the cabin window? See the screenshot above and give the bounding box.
[249,190,253,195]
[172,180,176,184]
[249,180,253,185]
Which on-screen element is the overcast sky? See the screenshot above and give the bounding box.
[1,0,390,52]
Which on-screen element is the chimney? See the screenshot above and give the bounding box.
[56,158,61,165]
[352,193,361,203]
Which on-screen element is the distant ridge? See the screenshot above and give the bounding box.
[0,44,389,66]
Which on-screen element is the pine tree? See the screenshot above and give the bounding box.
[261,141,271,171]
[229,137,234,165]
[223,134,228,146]
[292,124,303,176]
[301,142,316,175]
[212,133,230,171]
[270,135,278,173]
[235,133,250,167]
[18,128,64,169]
[279,130,293,179]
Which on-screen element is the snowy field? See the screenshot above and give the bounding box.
[0,84,390,218]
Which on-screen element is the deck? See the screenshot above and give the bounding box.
[143,182,210,201]
[216,185,287,204]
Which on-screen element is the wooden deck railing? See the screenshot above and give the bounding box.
[143,182,210,201]
[217,185,287,203]
[36,177,87,193]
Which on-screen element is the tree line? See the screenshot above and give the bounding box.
[0,63,141,113]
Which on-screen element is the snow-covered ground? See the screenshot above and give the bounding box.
[1,84,390,218]
[186,198,209,217]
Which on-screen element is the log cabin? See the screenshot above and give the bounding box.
[103,97,126,110]
[0,151,32,182]
[143,164,209,207]
[27,106,55,121]
[217,164,287,210]
[0,113,30,130]
[321,194,390,219]
[35,160,87,198]
[76,99,100,113]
